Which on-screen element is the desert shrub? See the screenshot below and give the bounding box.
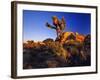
[70,47,79,56]
[45,41,68,60]
[27,40,34,44]
[63,40,89,66]
[46,60,59,68]
[43,38,54,43]
[83,34,91,52]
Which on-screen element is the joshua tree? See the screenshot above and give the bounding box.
[46,16,66,38]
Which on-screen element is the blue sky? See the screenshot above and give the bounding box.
[23,10,91,42]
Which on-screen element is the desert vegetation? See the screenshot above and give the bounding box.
[23,32,91,69]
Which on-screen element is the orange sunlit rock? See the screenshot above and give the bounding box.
[76,33,85,42]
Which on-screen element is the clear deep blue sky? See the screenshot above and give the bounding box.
[23,10,91,42]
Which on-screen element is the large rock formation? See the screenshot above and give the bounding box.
[56,32,85,44]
